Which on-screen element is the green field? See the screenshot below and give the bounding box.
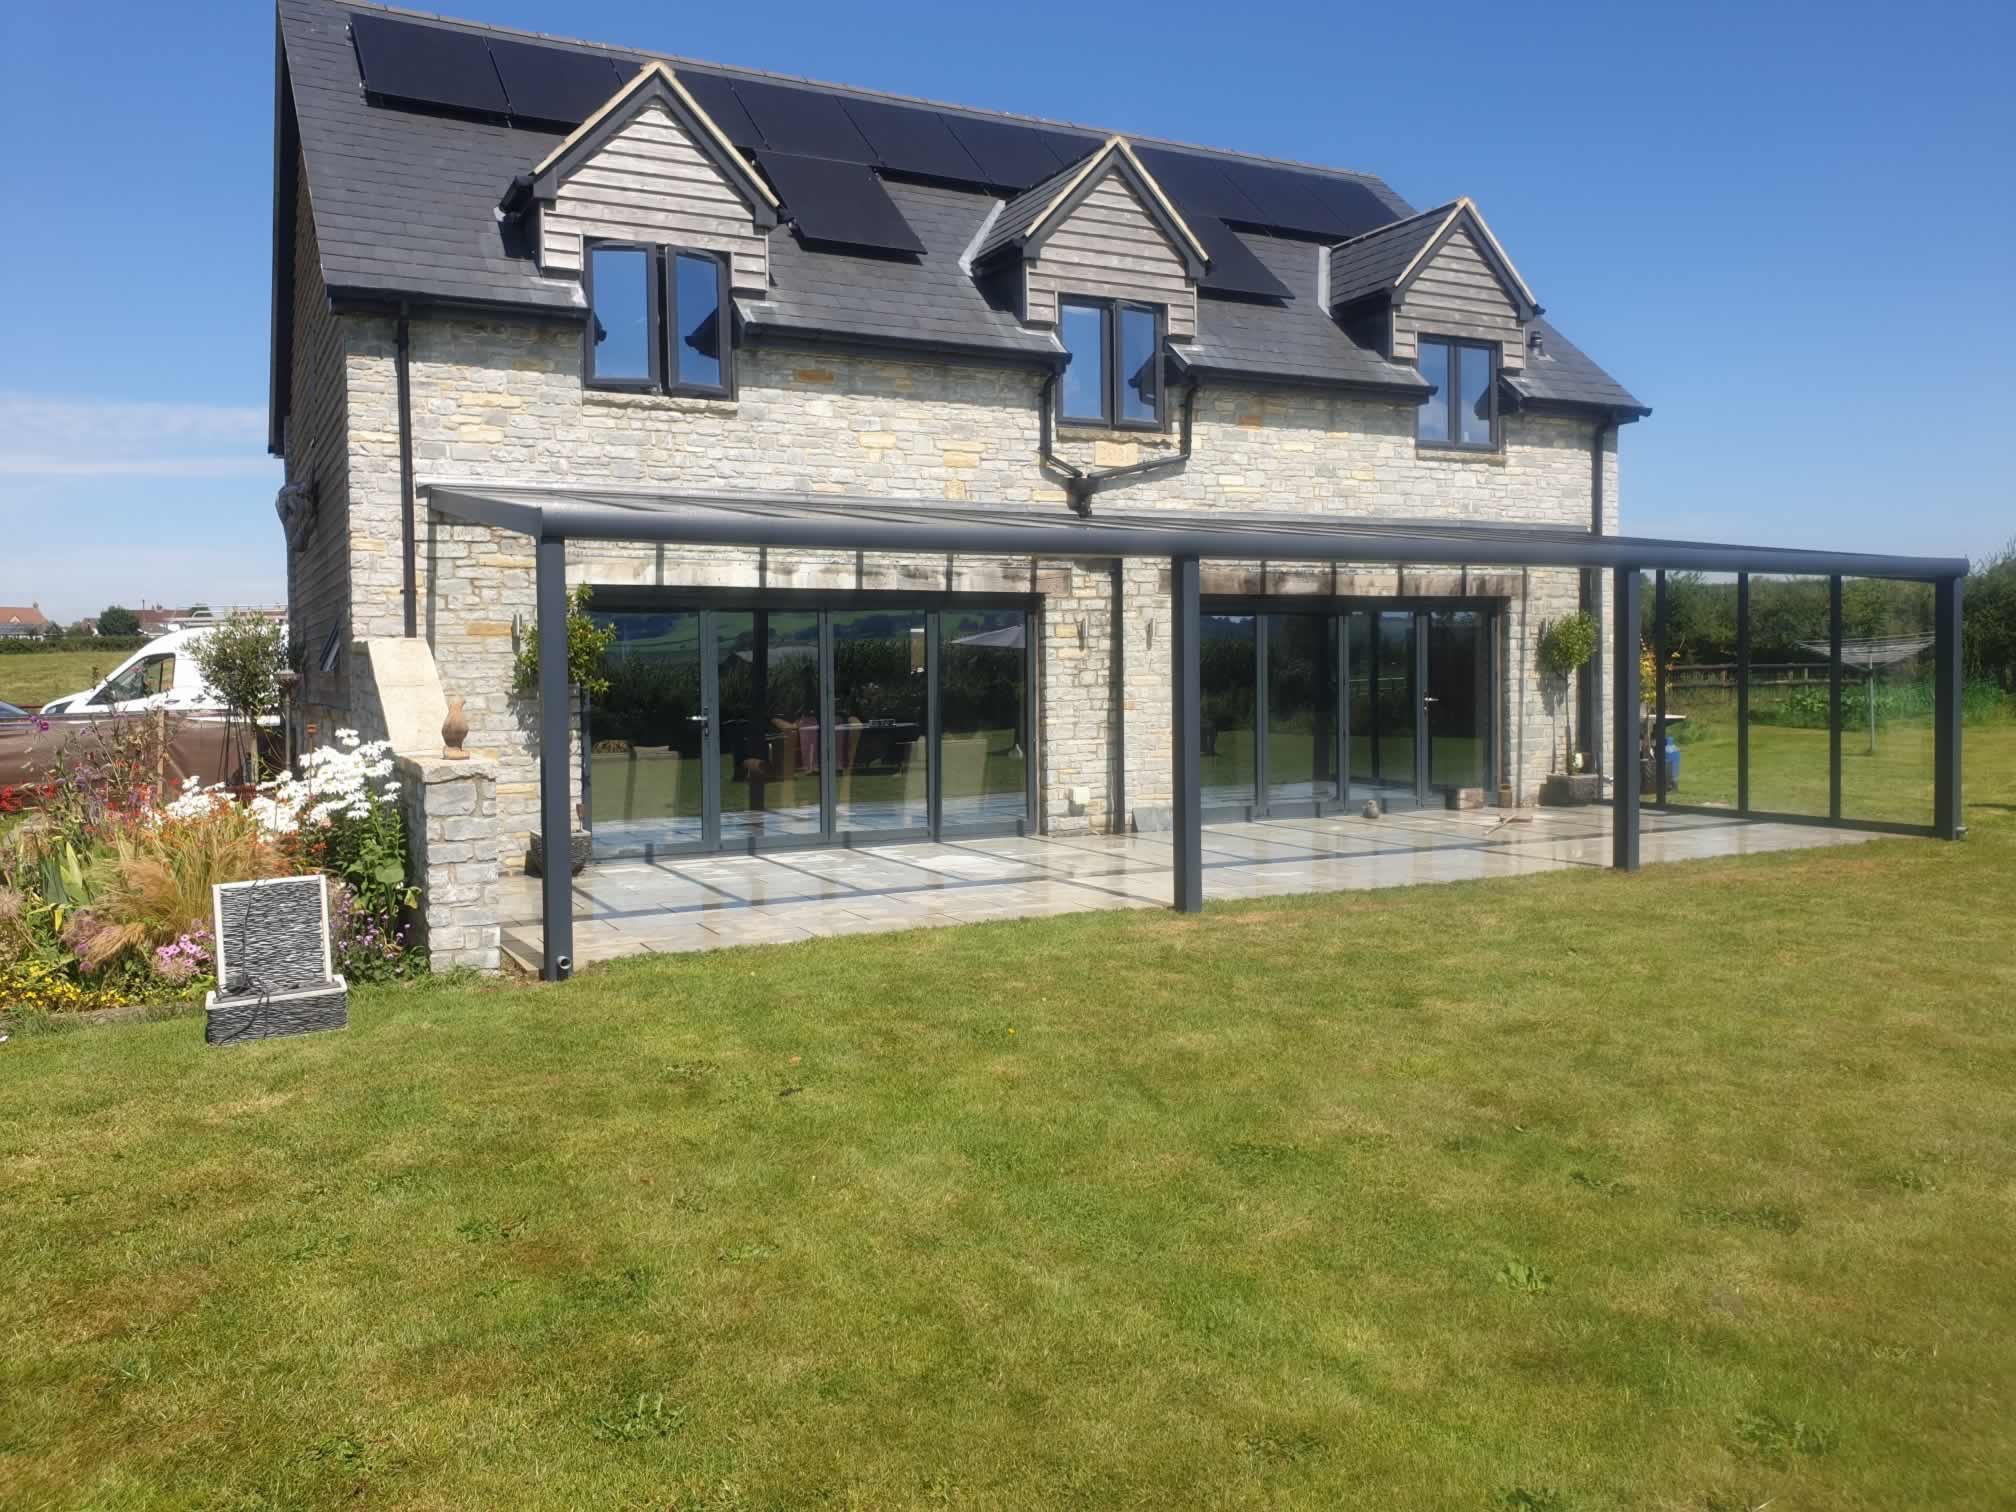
[4,734,2014,1507]
[0,650,119,709]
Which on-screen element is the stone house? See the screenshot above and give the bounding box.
[269,0,1648,968]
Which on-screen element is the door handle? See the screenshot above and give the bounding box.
[1421,696,1439,704]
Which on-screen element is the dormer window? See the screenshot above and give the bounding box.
[1417,336,1497,450]
[1059,297,1164,429]
[585,240,734,398]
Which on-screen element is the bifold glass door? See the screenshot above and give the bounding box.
[587,602,1033,858]
[1198,602,1497,818]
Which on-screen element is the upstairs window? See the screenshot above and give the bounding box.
[585,241,734,397]
[586,244,658,389]
[1416,337,1497,450]
[1059,297,1163,429]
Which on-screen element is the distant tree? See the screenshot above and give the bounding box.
[1967,538,2016,692]
[98,605,141,637]
[68,621,95,638]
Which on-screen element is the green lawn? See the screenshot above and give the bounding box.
[0,649,118,709]
[5,750,2015,1507]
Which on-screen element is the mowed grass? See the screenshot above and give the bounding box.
[0,649,119,709]
[4,761,2015,1507]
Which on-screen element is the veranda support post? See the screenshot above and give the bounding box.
[537,535,574,981]
[1611,566,1642,871]
[1934,575,1965,840]
[1736,574,1751,815]
[1171,555,1203,913]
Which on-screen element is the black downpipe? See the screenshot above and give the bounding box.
[396,306,417,638]
[1039,374,1200,517]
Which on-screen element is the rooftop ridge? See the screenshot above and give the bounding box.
[332,0,1407,195]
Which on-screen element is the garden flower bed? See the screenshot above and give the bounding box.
[0,727,425,1018]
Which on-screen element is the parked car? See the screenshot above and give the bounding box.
[0,699,30,720]
[36,627,229,717]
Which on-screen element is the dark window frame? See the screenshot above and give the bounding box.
[1057,295,1166,431]
[1415,335,1500,452]
[664,248,735,399]
[583,240,662,393]
[582,239,736,399]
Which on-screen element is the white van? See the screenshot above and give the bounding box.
[37,627,227,717]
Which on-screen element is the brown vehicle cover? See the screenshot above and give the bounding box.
[0,713,274,803]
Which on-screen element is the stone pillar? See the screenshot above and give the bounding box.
[396,754,502,972]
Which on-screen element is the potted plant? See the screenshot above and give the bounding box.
[1536,611,1599,806]
[514,585,615,876]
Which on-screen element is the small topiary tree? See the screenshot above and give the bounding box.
[1538,611,1598,771]
[513,584,616,701]
[192,613,286,783]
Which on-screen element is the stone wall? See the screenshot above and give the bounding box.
[331,313,1620,846]
[395,754,501,973]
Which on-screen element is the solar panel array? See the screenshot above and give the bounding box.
[757,151,925,254]
[348,12,1398,280]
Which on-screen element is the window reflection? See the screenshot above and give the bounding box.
[588,246,652,382]
[674,253,723,389]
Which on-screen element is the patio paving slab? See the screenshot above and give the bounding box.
[497,809,1883,970]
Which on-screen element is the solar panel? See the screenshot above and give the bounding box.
[676,71,765,150]
[940,115,1064,189]
[841,97,984,182]
[350,12,507,115]
[1191,217,1292,300]
[759,151,925,254]
[1304,175,1398,240]
[1038,129,1103,171]
[488,38,623,126]
[1217,161,1339,237]
[733,78,878,163]
[1132,147,1264,223]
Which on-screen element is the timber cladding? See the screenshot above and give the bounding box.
[540,104,769,294]
[1023,177,1197,339]
[1391,226,1525,370]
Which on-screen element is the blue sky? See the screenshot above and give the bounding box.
[1,0,2010,623]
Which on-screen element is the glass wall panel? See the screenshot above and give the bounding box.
[1426,609,1487,789]
[1200,613,1257,810]
[717,611,823,842]
[832,609,929,833]
[1265,613,1336,807]
[940,608,1028,830]
[1654,572,1740,809]
[587,610,704,857]
[1739,575,1834,817]
[1840,577,1936,825]
[1347,611,1418,804]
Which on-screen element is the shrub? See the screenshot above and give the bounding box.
[513,585,616,700]
[80,803,290,972]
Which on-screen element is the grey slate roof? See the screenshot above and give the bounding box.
[744,181,1059,362]
[973,158,1087,264]
[1326,203,1455,308]
[275,0,1644,417]
[1505,320,1645,413]
[1183,236,1429,394]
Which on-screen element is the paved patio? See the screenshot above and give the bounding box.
[498,807,1883,969]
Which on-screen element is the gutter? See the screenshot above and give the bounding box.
[396,305,418,638]
[1040,374,1200,517]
